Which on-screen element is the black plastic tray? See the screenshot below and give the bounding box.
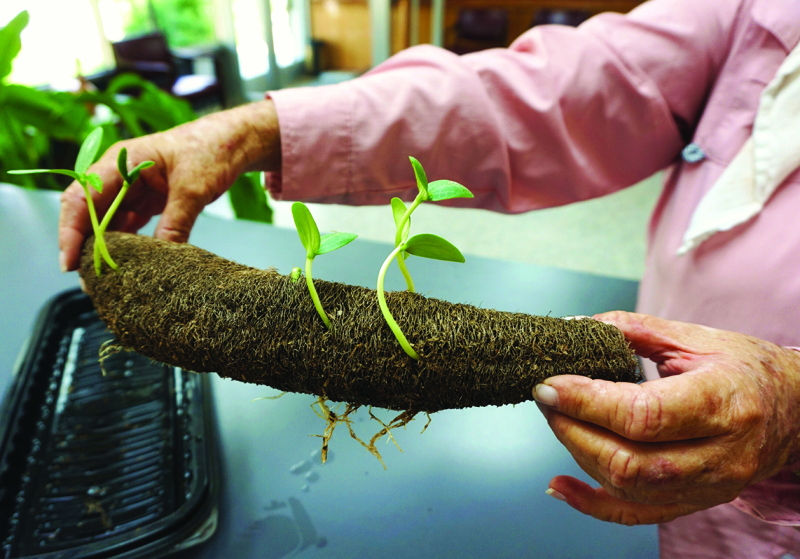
[0,289,218,559]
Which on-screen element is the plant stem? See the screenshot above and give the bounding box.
[393,194,424,293]
[377,244,420,360]
[82,184,117,276]
[305,257,331,329]
[99,180,130,233]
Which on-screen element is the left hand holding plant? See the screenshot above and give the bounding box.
[535,311,800,525]
[11,127,153,276]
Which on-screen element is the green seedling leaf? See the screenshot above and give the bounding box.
[409,156,429,198]
[318,232,357,255]
[127,161,154,185]
[391,197,411,242]
[75,127,104,175]
[117,148,129,182]
[8,168,80,180]
[291,202,320,258]
[404,233,465,263]
[390,197,406,227]
[427,180,474,202]
[85,173,103,193]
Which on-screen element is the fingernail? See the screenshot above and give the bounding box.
[59,251,67,273]
[533,384,559,407]
[545,488,567,502]
[562,315,588,321]
[79,277,87,293]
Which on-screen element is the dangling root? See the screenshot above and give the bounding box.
[252,391,287,402]
[311,397,357,464]
[98,339,129,377]
[420,412,432,434]
[309,397,432,468]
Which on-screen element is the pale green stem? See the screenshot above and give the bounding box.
[306,256,331,329]
[393,194,424,293]
[99,180,130,232]
[82,184,117,275]
[91,180,130,275]
[377,244,419,360]
[396,251,415,293]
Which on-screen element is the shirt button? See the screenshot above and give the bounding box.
[682,143,706,163]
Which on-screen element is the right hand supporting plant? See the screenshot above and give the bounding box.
[58,99,282,272]
[535,312,800,525]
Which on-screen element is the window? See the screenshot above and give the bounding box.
[2,0,110,87]
[99,0,217,47]
[2,0,308,91]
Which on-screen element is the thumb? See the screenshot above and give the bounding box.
[592,311,710,373]
[153,186,211,243]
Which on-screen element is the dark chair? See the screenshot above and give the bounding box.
[111,31,224,111]
[446,9,509,55]
[530,9,592,28]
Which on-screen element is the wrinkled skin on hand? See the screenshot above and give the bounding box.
[535,311,800,525]
[58,100,280,272]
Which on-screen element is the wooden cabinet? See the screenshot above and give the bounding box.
[309,0,645,72]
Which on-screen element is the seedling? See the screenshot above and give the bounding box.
[9,127,153,276]
[378,157,474,359]
[291,202,357,329]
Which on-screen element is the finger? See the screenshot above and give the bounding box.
[121,212,154,233]
[535,373,734,442]
[547,475,704,525]
[539,405,729,501]
[593,311,717,372]
[153,186,211,243]
[59,184,91,271]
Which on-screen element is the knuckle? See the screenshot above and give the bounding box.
[605,447,641,490]
[598,503,643,526]
[615,510,642,526]
[724,455,759,485]
[619,388,665,441]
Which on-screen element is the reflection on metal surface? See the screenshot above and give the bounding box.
[233,497,326,558]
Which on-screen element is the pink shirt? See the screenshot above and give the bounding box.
[268,0,800,555]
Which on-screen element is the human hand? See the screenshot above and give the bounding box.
[534,311,800,525]
[58,99,281,272]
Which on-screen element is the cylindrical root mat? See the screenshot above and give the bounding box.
[81,232,640,414]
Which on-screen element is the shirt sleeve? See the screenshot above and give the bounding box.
[266,0,740,211]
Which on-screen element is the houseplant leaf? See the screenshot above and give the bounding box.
[228,174,273,223]
[0,11,28,82]
[3,85,90,139]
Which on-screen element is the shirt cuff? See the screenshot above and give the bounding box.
[732,470,800,526]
